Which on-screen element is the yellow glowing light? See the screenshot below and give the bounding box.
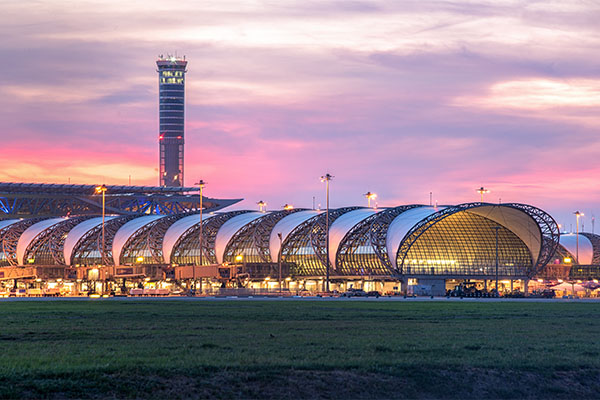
[95,185,107,194]
[563,257,572,264]
[89,293,101,299]
[136,256,144,263]
[235,255,243,262]
[27,258,35,264]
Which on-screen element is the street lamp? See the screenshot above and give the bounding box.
[277,232,283,296]
[574,211,584,263]
[283,204,294,211]
[257,200,267,212]
[364,192,377,208]
[194,180,206,295]
[477,187,490,202]
[95,184,107,294]
[320,173,333,293]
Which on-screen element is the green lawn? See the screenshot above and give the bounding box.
[0,299,599,399]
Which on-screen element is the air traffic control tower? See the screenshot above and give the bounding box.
[157,55,187,187]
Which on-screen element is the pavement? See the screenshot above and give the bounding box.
[1,295,600,302]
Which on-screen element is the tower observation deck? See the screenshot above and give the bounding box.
[157,55,187,187]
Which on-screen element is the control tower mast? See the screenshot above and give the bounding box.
[157,55,187,187]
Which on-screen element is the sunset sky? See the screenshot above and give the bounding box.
[2,0,600,229]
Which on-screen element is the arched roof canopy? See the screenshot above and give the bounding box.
[1,218,51,266]
[119,213,189,265]
[329,208,379,267]
[17,218,66,265]
[112,215,165,266]
[70,215,137,266]
[223,209,305,264]
[338,205,422,276]
[280,207,359,276]
[558,234,594,264]
[0,219,21,266]
[215,212,265,264]
[394,203,559,279]
[580,233,600,265]
[162,213,217,264]
[22,216,94,266]
[387,207,441,271]
[64,217,117,265]
[170,210,250,266]
[269,210,321,262]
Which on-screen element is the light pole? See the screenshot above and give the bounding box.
[277,232,283,296]
[477,187,490,202]
[492,226,500,294]
[95,185,107,292]
[574,211,584,263]
[320,173,333,293]
[364,192,377,208]
[257,200,267,212]
[194,180,206,295]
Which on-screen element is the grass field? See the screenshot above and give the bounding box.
[0,299,599,399]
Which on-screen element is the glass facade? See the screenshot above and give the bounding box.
[157,56,187,187]
[400,212,533,277]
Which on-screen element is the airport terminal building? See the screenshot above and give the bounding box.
[0,197,570,295]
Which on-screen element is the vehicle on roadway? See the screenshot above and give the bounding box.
[341,288,367,297]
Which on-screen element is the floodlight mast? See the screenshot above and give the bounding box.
[574,211,584,263]
[194,180,206,295]
[95,184,107,294]
[364,191,377,208]
[477,187,490,202]
[320,173,333,293]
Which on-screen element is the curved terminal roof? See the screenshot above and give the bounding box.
[215,212,265,264]
[329,208,379,266]
[112,215,165,266]
[269,210,321,262]
[0,219,21,231]
[467,206,542,261]
[64,217,117,266]
[162,213,217,263]
[17,218,65,265]
[560,233,594,264]
[386,206,438,270]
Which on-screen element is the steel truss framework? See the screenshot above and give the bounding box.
[280,207,360,276]
[70,215,138,266]
[223,209,304,264]
[24,216,93,266]
[170,211,250,265]
[120,213,191,265]
[1,218,48,266]
[0,182,241,218]
[395,203,560,278]
[337,205,422,276]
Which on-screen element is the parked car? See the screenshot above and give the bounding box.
[341,288,367,297]
[365,291,381,298]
